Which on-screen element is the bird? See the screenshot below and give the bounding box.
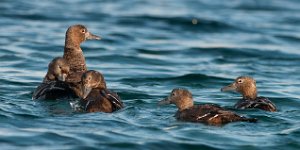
[79,70,124,113]
[63,24,101,97]
[32,57,75,100]
[158,88,257,126]
[221,76,277,112]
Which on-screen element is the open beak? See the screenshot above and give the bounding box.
[221,82,237,92]
[57,73,67,81]
[158,97,172,105]
[85,31,101,40]
[82,86,92,99]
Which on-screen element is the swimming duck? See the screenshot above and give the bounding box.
[80,70,124,113]
[63,24,101,97]
[32,57,76,100]
[221,76,277,112]
[158,88,256,126]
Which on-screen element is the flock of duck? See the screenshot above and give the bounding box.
[32,24,277,126]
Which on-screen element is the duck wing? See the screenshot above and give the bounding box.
[177,104,256,126]
[32,81,75,100]
[100,89,124,111]
[234,97,277,112]
[175,104,223,122]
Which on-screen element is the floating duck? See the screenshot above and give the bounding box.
[221,76,277,112]
[63,24,101,97]
[80,70,124,113]
[158,88,256,126]
[32,57,75,100]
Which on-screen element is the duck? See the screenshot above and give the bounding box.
[32,57,76,100]
[158,88,256,126]
[63,24,101,97]
[221,76,277,112]
[79,70,124,113]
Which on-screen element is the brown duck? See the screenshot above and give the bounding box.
[63,24,100,97]
[158,88,256,126]
[80,70,124,113]
[32,57,75,100]
[221,76,277,112]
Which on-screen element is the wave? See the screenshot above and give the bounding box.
[116,15,242,33]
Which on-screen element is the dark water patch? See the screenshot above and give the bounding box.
[2,14,56,21]
[0,54,24,62]
[87,54,170,66]
[0,78,31,87]
[274,34,300,43]
[0,48,16,55]
[117,91,152,101]
[24,44,62,54]
[109,33,136,41]
[188,47,300,59]
[233,1,299,11]
[121,73,227,88]
[135,48,179,55]
[117,15,241,33]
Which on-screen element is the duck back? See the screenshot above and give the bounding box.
[176,104,257,126]
[81,89,124,113]
[32,81,76,100]
[234,97,277,112]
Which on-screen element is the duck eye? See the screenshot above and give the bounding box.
[82,29,85,33]
[238,79,243,83]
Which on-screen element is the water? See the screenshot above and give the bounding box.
[1,0,300,149]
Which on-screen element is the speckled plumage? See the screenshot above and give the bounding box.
[32,57,75,100]
[62,24,100,97]
[80,70,124,113]
[221,76,277,112]
[159,88,256,126]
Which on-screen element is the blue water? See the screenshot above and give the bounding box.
[1,0,300,149]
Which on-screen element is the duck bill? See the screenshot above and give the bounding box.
[85,32,101,40]
[57,73,67,81]
[158,97,171,105]
[221,83,237,92]
[82,86,92,99]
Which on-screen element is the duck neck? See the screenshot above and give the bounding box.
[43,71,54,82]
[178,98,194,111]
[241,88,257,100]
[63,40,87,76]
[65,34,81,49]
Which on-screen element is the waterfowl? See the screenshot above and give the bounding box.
[32,57,75,100]
[221,76,277,112]
[63,24,101,97]
[80,70,124,113]
[158,88,256,126]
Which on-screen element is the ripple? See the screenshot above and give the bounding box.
[1,0,300,149]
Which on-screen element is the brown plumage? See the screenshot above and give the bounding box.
[43,57,69,82]
[32,57,75,100]
[63,24,100,97]
[221,76,277,112]
[80,70,124,113]
[158,88,256,126]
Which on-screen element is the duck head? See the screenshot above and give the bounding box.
[158,88,194,111]
[221,76,257,100]
[65,24,101,48]
[45,57,69,82]
[81,70,107,99]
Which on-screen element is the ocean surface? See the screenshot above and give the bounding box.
[1,0,300,149]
